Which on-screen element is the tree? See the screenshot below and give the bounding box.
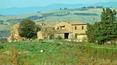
[18,19,38,39]
[87,8,117,44]
[86,23,95,43]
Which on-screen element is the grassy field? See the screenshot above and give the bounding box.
[0,40,117,65]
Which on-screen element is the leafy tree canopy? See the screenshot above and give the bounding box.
[19,19,39,39]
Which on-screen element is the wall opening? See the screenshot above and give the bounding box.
[64,33,69,39]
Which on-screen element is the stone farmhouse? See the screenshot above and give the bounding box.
[9,21,87,42]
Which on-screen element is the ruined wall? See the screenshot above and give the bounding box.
[9,24,22,41]
[37,31,44,40]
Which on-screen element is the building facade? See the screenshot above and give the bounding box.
[53,22,87,42]
[9,22,87,42]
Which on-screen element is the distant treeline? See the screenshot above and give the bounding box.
[82,6,103,9]
[74,13,99,16]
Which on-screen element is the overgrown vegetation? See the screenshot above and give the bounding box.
[0,40,117,65]
[87,8,117,44]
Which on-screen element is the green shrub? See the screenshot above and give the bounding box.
[56,36,63,40]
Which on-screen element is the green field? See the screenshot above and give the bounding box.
[0,40,117,65]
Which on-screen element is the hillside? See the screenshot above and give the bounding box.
[1,7,117,25]
[0,8,117,37]
[0,8,103,24]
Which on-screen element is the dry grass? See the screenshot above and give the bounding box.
[0,40,117,65]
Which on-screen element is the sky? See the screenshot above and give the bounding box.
[0,0,116,9]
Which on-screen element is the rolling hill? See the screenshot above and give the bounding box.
[0,8,103,24]
[0,2,117,15]
[0,7,117,37]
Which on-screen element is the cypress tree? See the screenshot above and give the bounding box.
[87,8,117,44]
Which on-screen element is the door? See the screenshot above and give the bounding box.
[64,33,69,39]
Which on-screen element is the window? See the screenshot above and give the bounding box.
[52,28,55,30]
[60,25,65,29]
[75,26,77,30]
[82,26,84,30]
[57,27,59,30]
[61,26,65,28]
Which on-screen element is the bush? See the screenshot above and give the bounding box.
[56,36,63,40]
[0,38,8,43]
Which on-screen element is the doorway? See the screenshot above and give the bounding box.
[64,33,69,39]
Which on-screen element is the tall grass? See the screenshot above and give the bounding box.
[11,46,19,65]
[0,40,117,65]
